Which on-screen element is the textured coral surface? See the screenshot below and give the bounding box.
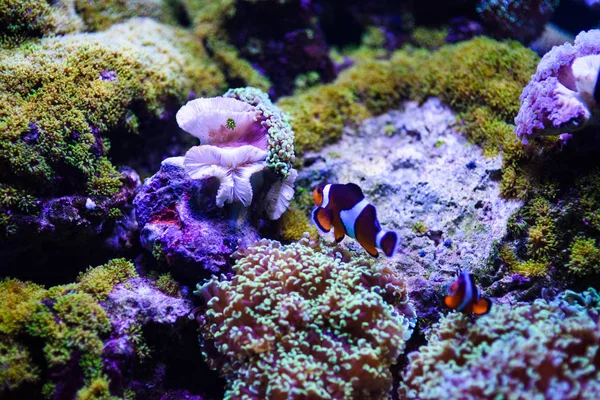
[195,235,416,399]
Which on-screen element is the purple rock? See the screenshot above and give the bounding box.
[22,122,39,144]
[133,158,260,280]
[101,70,118,81]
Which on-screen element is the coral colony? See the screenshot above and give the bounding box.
[2,1,600,399]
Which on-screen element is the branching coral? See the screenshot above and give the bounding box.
[399,289,600,399]
[515,29,600,141]
[194,234,416,399]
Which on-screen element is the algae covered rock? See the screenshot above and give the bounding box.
[0,18,226,274]
[298,98,521,320]
[0,258,218,399]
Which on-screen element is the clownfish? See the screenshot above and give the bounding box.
[311,183,399,258]
[444,270,492,315]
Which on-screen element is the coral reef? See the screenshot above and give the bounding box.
[515,29,600,141]
[399,288,600,399]
[279,36,538,160]
[0,258,218,399]
[0,259,135,399]
[188,0,334,97]
[476,0,560,43]
[134,158,260,280]
[298,98,521,319]
[0,17,226,273]
[194,234,416,399]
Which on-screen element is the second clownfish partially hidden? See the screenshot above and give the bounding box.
[444,270,492,315]
[311,182,399,258]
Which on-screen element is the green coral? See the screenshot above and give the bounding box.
[195,234,415,399]
[278,204,318,242]
[77,258,138,301]
[73,0,175,32]
[412,221,428,235]
[568,237,600,276]
[0,18,226,231]
[411,27,449,50]
[0,258,137,397]
[186,0,270,90]
[224,86,295,177]
[154,272,181,297]
[400,290,600,399]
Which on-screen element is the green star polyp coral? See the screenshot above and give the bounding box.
[195,234,416,399]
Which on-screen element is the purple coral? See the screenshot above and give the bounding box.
[515,29,600,142]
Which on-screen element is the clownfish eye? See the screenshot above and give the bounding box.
[317,188,322,193]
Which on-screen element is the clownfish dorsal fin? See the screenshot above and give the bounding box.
[344,182,365,200]
[311,207,332,233]
[472,297,492,315]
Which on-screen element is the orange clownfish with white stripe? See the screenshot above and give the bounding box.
[444,270,492,315]
[311,182,399,258]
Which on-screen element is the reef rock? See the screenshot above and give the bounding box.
[134,158,260,281]
[299,98,522,320]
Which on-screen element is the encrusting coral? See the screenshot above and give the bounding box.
[399,288,600,399]
[178,87,296,220]
[194,234,416,399]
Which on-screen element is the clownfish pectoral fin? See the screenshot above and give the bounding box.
[361,242,379,258]
[472,297,492,315]
[332,218,346,243]
[312,207,332,233]
[444,294,462,310]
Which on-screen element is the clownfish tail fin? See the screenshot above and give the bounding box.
[376,230,399,258]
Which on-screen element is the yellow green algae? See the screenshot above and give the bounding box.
[185,0,271,91]
[0,258,136,398]
[0,18,226,234]
[278,36,539,160]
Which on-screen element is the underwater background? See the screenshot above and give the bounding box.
[1,0,600,399]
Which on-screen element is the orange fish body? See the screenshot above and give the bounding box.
[311,183,399,258]
[444,270,492,315]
